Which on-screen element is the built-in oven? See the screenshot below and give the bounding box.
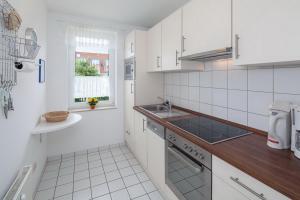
[124,57,135,80]
[166,129,212,200]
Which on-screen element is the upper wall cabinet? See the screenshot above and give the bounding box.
[182,0,232,57]
[233,0,300,66]
[162,9,182,71]
[147,23,162,72]
[125,31,135,59]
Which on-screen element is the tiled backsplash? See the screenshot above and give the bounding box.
[164,59,300,132]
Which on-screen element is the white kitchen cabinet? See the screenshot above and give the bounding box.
[212,156,290,200]
[182,0,231,57]
[213,174,250,200]
[134,111,148,169]
[124,30,163,151]
[233,0,300,66]
[124,80,135,151]
[162,9,182,71]
[125,31,135,58]
[147,128,165,190]
[147,23,162,72]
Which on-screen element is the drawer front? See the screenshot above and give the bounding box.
[212,156,290,200]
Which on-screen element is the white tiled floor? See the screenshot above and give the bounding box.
[35,144,165,200]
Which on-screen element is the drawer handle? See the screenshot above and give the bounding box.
[230,177,267,200]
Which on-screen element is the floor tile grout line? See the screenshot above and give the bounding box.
[40,145,163,200]
[98,147,112,200]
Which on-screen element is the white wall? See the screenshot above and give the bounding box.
[46,13,143,156]
[165,59,300,132]
[0,0,47,199]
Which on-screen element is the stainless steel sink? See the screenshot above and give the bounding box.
[142,104,170,113]
[141,104,189,118]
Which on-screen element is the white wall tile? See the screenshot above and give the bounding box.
[212,106,227,120]
[274,67,300,94]
[212,89,227,107]
[274,93,300,105]
[248,91,273,115]
[204,61,214,71]
[248,113,269,131]
[189,87,200,102]
[199,88,212,104]
[188,72,200,87]
[248,68,273,92]
[213,59,228,71]
[228,109,248,126]
[173,73,180,85]
[180,86,189,99]
[165,73,173,85]
[180,73,189,86]
[173,85,180,98]
[189,101,200,112]
[213,71,227,89]
[199,71,212,87]
[180,99,190,108]
[228,70,247,90]
[228,90,247,111]
[200,103,212,115]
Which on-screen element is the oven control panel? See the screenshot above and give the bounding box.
[166,129,212,169]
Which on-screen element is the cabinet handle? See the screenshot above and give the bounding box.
[230,177,267,200]
[130,83,133,94]
[157,56,160,68]
[182,36,186,53]
[126,130,130,135]
[142,119,146,132]
[175,50,179,66]
[130,42,133,53]
[235,34,240,59]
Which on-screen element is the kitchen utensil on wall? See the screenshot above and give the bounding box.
[4,9,22,31]
[267,101,291,149]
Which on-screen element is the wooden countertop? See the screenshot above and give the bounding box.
[134,106,300,200]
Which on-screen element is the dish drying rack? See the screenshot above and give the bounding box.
[0,0,41,119]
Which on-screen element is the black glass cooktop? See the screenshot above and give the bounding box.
[169,116,251,144]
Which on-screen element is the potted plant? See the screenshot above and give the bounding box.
[87,97,99,110]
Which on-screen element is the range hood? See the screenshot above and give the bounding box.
[179,47,232,61]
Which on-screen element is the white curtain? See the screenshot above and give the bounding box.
[66,25,117,107]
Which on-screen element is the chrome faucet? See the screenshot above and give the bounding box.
[157,96,172,112]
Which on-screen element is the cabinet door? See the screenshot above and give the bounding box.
[182,0,231,56]
[124,81,135,151]
[162,9,182,71]
[147,129,165,190]
[125,31,135,58]
[213,175,250,200]
[134,111,148,169]
[147,23,162,72]
[233,0,300,66]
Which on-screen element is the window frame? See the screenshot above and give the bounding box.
[67,30,117,110]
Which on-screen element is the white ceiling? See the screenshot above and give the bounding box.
[47,0,189,28]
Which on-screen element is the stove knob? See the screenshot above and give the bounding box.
[173,138,176,142]
[194,151,199,156]
[189,147,193,153]
[199,153,205,160]
[183,144,188,149]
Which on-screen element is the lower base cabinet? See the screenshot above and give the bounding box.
[147,128,165,190]
[213,174,249,200]
[134,111,148,170]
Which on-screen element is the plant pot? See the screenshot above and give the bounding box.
[90,105,96,110]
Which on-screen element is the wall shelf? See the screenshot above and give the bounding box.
[31,113,82,135]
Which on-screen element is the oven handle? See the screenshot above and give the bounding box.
[168,146,202,174]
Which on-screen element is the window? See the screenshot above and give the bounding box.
[66,26,117,109]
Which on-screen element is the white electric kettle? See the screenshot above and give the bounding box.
[267,102,291,149]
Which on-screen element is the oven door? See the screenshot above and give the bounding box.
[166,142,212,200]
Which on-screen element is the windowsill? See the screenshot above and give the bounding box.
[69,106,117,113]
